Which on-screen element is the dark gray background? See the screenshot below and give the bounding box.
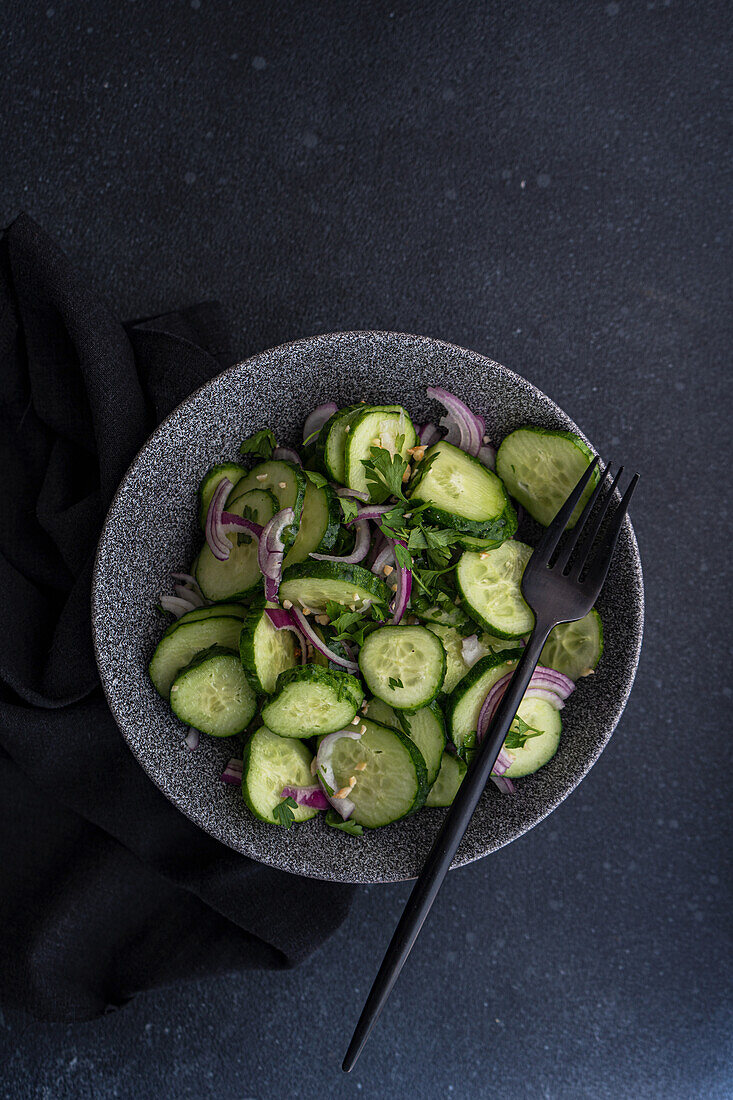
[1,1,730,1097]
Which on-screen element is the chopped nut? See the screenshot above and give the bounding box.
[301,606,311,615]
[170,685,178,692]
[278,481,287,489]
[407,445,427,461]
[352,593,360,601]
[401,466,411,483]
[479,552,489,560]
[383,564,394,576]
[581,667,595,677]
[315,614,330,626]
[348,776,357,786]
[361,701,368,712]
[283,599,293,609]
[359,724,367,735]
[344,425,351,433]
[335,786,352,800]
[355,761,367,772]
[255,473,268,482]
[351,716,360,725]
[482,434,490,445]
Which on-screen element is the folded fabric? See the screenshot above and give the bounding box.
[0,213,353,1021]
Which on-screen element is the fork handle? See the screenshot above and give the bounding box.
[342,619,554,1072]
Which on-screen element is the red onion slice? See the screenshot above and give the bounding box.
[530,666,575,699]
[258,508,295,601]
[371,543,395,576]
[491,775,516,794]
[388,538,411,624]
[315,729,364,819]
[427,387,484,457]
[205,476,235,561]
[272,446,302,465]
[221,758,243,785]
[303,402,338,442]
[290,607,360,672]
[171,573,206,601]
[336,486,370,502]
[174,582,205,607]
[311,519,370,564]
[281,785,330,811]
[477,443,497,470]
[347,504,394,525]
[160,594,198,617]
[418,422,441,446]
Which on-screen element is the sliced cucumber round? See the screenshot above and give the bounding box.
[279,561,390,613]
[170,646,256,737]
[363,697,401,729]
[260,665,364,738]
[407,441,517,542]
[242,727,318,825]
[503,697,562,777]
[496,427,599,528]
[398,701,446,786]
[239,601,299,694]
[426,752,467,807]
[149,616,244,698]
[358,625,446,712]
[540,609,603,681]
[283,480,340,567]
[344,405,417,502]
[315,405,361,483]
[197,462,247,528]
[328,718,428,827]
[162,602,246,637]
[229,460,307,552]
[195,488,278,602]
[425,622,474,695]
[446,649,524,756]
[456,541,535,638]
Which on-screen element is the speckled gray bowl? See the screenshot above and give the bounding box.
[93,331,643,883]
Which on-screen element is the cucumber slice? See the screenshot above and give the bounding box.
[279,561,390,614]
[197,463,248,528]
[408,441,517,542]
[358,625,446,712]
[414,600,473,630]
[456,541,535,638]
[426,622,525,694]
[162,602,246,636]
[170,646,256,737]
[540,609,603,681]
[195,489,278,602]
[316,405,361,482]
[398,701,446,786]
[446,649,524,755]
[260,665,364,738]
[229,460,307,552]
[283,481,340,567]
[328,718,428,827]
[344,405,417,502]
[149,616,244,698]
[503,698,562,777]
[363,697,401,728]
[239,602,299,694]
[242,727,318,824]
[496,427,599,528]
[426,752,467,807]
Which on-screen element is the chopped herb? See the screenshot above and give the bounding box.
[505,715,543,750]
[304,468,328,489]
[236,532,252,547]
[393,542,412,570]
[361,444,410,501]
[388,676,404,690]
[325,809,364,836]
[338,496,359,523]
[240,428,276,460]
[272,795,298,829]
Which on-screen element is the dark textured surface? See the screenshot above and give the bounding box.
[1,0,730,1097]
[93,331,643,881]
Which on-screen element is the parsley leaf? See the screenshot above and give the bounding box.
[304,468,328,489]
[504,715,543,750]
[240,428,276,460]
[393,542,412,570]
[362,445,410,501]
[272,795,298,829]
[325,809,364,836]
[338,496,360,524]
[388,676,404,690]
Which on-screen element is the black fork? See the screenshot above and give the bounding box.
[343,458,639,1073]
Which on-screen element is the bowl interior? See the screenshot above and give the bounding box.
[93,332,643,883]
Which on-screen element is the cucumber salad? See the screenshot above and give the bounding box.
[149,391,603,835]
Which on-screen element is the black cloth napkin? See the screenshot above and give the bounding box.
[0,214,354,1021]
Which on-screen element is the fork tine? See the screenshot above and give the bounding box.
[581,474,640,596]
[552,464,612,572]
[564,465,625,576]
[531,456,600,565]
